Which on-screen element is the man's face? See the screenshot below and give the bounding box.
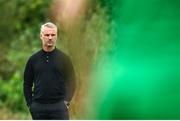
[40,27,57,48]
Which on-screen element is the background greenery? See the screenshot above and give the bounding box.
[85,0,180,119]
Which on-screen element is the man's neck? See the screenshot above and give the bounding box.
[43,46,55,52]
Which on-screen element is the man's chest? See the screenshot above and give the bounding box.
[33,55,64,74]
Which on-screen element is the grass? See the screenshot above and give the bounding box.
[0,107,31,120]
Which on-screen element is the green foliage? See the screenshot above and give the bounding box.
[0,71,26,111]
[0,0,50,43]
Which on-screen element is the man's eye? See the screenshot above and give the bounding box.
[51,34,55,36]
[44,34,49,36]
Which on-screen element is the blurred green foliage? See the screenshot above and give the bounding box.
[0,71,24,111]
[86,0,180,119]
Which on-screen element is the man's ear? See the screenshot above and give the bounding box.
[40,33,42,39]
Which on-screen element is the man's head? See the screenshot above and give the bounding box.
[40,22,57,50]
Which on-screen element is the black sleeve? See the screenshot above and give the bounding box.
[23,58,34,107]
[64,56,76,102]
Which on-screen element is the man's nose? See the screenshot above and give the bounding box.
[49,35,53,39]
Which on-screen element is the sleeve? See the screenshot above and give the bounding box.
[23,58,34,107]
[63,55,76,102]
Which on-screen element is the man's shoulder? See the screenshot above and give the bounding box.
[28,49,42,61]
[56,49,72,64]
[56,48,69,58]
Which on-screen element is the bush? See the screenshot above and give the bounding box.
[0,71,26,112]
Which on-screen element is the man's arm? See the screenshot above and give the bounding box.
[64,56,76,105]
[23,59,34,107]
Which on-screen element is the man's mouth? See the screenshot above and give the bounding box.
[47,41,53,46]
[48,41,53,44]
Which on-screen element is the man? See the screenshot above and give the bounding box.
[23,22,76,119]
